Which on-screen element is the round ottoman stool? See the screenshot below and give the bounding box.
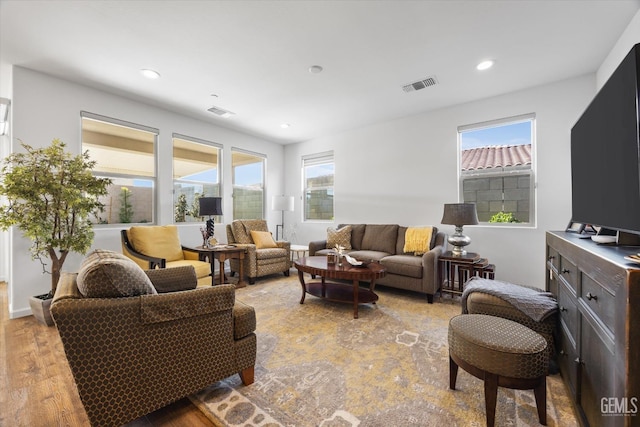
[448,314,548,427]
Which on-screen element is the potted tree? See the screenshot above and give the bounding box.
[0,139,111,325]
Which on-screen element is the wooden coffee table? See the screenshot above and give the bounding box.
[294,256,386,319]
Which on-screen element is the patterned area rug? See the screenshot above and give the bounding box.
[190,274,578,427]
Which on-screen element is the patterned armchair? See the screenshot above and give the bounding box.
[51,249,256,427]
[226,219,291,284]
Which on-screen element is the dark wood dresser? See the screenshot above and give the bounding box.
[546,231,640,427]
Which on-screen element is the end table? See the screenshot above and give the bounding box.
[189,245,248,288]
[438,251,495,297]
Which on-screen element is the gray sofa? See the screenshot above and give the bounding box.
[309,224,447,303]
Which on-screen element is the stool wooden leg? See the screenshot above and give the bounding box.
[449,356,459,389]
[484,373,498,427]
[533,377,547,425]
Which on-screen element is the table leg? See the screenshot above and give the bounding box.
[449,262,455,291]
[236,251,246,288]
[352,279,359,319]
[297,269,306,304]
[214,253,224,286]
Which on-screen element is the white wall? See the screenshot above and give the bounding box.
[7,67,285,318]
[597,9,640,88]
[0,62,12,284]
[284,74,596,290]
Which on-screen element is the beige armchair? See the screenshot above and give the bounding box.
[121,225,212,286]
[51,249,256,427]
[226,219,291,284]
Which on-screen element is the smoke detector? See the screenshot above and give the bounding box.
[402,76,438,93]
[207,106,235,118]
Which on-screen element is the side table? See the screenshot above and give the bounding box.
[438,251,495,297]
[290,244,309,264]
[189,245,248,288]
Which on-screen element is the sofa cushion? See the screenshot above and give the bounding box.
[327,226,352,250]
[250,230,278,249]
[128,225,184,262]
[166,259,212,281]
[77,249,157,298]
[380,255,423,279]
[232,220,269,244]
[340,224,366,250]
[361,224,398,254]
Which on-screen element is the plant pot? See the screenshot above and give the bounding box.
[29,293,54,326]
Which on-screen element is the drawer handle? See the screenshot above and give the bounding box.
[586,292,598,301]
[574,357,582,365]
[561,268,571,274]
[559,306,567,312]
[548,255,556,261]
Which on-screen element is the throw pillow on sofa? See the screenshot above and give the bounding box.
[403,226,434,255]
[77,249,157,298]
[327,226,352,250]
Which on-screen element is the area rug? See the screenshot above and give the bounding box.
[190,275,578,427]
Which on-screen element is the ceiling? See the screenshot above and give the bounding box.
[1,1,638,145]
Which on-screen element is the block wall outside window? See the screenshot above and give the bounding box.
[462,172,531,223]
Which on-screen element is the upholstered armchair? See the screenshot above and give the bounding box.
[51,249,256,427]
[226,219,291,284]
[121,225,212,286]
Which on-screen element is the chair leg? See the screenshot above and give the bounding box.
[249,277,255,285]
[449,356,459,390]
[239,366,254,385]
[284,270,290,277]
[484,373,498,427]
[533,377,547,425]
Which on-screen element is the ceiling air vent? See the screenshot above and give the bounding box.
[402,76,438,93]
[207,106,235,118]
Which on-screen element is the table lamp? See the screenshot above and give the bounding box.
[441,203,479,256]
[272,195,294,241]
[199,197,223,246]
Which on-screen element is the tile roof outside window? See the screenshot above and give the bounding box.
[461,144,532,171]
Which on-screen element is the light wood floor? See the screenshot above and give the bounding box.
[0,282,216,427]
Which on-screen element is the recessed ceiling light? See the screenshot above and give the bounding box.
[308,65,323,74]
[476,60,494,71]
[140,69,161,79]
[280,123,291,129]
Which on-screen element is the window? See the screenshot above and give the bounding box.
[458,114,535,225]
[303,151,334,221]
[172,134,222,223]
[232,149,265,220]
[81,112,157,224]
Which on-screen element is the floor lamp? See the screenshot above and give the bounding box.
[272,195,294,241]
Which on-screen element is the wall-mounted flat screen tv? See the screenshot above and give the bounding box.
[571,43,640,235]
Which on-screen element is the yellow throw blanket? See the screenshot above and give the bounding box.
[403,226,433,255]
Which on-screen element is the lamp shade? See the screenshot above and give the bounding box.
[272,195,294,211]
[199,197,223,216]
[441,203,479,226]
